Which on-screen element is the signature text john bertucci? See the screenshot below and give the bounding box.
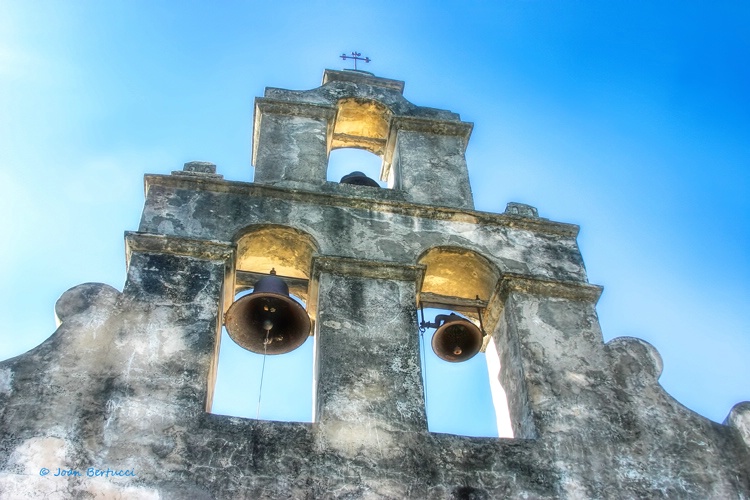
[39,467,136,478]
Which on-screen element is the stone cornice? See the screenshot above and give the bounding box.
[498,273,603,303]
[124,232,234,270]
[312,255,425,283]
[389,115,473,141]
[322,69,406,93]
[143,174,581,238]
[254,98,337,120]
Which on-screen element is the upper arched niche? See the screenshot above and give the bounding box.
[331,98,392,156]
[234,225,318,279]
[418,247,500,304]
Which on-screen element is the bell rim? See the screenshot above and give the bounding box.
[339,171,381,187]
[431,318,483,363]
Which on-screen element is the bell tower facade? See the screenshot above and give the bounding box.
[1,70,749,499]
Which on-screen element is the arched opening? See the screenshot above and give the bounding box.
[417,247,513,438]
[327,148,387,188]
[210,226,318,422]
[331,98,391,155]
[211,290,314,422]
[326,97,394,189]
[418,307,503,437]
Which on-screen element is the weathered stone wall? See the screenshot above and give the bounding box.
[2,263,748,497]
[253,102,334,187]
[1,71,749,498]
[139,175,586,285]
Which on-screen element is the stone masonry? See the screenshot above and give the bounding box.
[1,70,748,499]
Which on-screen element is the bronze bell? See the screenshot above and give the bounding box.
[431,313,484,363]
[340,171,380,188]
[224,271,311,355]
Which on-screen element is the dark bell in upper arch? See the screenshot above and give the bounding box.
[340,171,381,188]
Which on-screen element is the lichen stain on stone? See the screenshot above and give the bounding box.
[79,483,161,500]
[321,420,396,459]
[106,397,180,436]
[563,371,592,394]
[0,368,12,396]
[7,437,69,475]
[395,400,419,422]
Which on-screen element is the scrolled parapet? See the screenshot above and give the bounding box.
[54,283,122,328]
[725,401,750,448]
[605,336,664,389]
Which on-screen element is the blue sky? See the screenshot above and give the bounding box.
[1,1,748,431]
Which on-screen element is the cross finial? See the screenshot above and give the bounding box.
[340,51,371,71]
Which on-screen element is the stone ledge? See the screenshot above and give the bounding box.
[418,291,488,312]
[254,98,336,121]
[499,274,603,303]
[389,115,473,140]
[143,174,581,238]
[124,232,234,269]
[312,255,426,284]
[322,69,406,93]
[171,170,224,180]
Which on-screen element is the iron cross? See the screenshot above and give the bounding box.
[340,51,371,70]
